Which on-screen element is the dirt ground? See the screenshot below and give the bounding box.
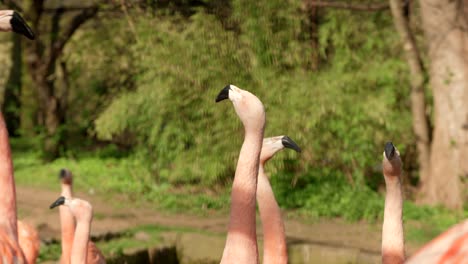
[15,185,421,260]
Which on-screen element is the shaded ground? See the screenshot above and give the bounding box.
[16,185,422,262]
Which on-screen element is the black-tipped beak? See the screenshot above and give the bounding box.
[384,142,395,160]
[59,169,67,179]
[282,136,301,153]
[50,196,66,209]
[11,12,35,40]
[215,85,231,103]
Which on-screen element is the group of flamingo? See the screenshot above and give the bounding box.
[0,9,466,264]
[215,85,468,264]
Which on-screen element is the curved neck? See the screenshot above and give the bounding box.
[71,217,91,264]
[60,183,75,263]
[0,113,18,241]
[257,164,288,264]
[382,176,405,264]
[221,128,263,264]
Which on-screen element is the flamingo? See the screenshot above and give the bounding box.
[50,196,95,264]
[216,84,266,264]
[0,112,27,263]
[17,220,40,264]
[405,220,468,263]
[0,11,34,263]
[257,136,301,264]
[381,142,405,264]
[382,142,468,264]
[57,169,105,264]
[0,10,34,39]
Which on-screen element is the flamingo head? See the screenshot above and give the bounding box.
[0,10,34,39]
[216,84,266,132]
[50,196,93,222]
[260,136,301,164]
[59,168,73,185]
[382,142,402,178]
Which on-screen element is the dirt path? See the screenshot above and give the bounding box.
[16,185,420,259]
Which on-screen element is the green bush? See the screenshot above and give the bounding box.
[88,7,413,188]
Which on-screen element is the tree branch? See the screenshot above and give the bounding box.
[44,6,98,75]
[1,0,23,12]
[305,0,390,11]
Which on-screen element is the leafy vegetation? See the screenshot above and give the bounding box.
[66,6,412,189]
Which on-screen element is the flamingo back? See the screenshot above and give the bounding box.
[17,220,40,264]
[87,241,106,264]
[0,229,26,264]
[406,220,468,264]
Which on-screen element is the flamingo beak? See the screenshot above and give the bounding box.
[215,85,231,102]
[282,136,301,152]
[49,196,66,209]
[59,169,67,180]
[11,12,34,40]
[384,142,396,160]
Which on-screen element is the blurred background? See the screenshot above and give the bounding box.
[0,0,467,263]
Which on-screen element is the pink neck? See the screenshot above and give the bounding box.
[222,129,263,263]
[0,114,18,241]
[70,217,91,264]
[60,183,75,263]
[257,164,288,264]
[382,176,405,264]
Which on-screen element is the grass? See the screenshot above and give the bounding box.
[11,138,230,215]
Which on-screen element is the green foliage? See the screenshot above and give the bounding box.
[230,0,309,68]
[38,243,61,262]
[87,6,413,189]
[271,169,384,221]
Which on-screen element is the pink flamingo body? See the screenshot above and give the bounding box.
[257,136,301,264]
[406,220,468,264]
[17,220,40,264]
[0,11,34,263]
[216,84,266,264]
[0,113,26,263]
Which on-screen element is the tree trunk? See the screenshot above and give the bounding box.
[3,34,22,136]
[21,0,98,159]
[388,0,431,201]
[33,77,62,159]
[419,0,468,209]
[306,4,320,71]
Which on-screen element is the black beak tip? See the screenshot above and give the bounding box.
[384,141,395,160]
[11,11,35,40]
[282,136,302,153]
[59,168,67,179]
[49,196,66,209]
[215,85,231,103]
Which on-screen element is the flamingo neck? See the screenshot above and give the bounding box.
[382,176,405,264]
[257,164,288,264]
[221,128,263,264]
[70,217,91,264]
[0,114,18,241]
[60,183,75,263]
